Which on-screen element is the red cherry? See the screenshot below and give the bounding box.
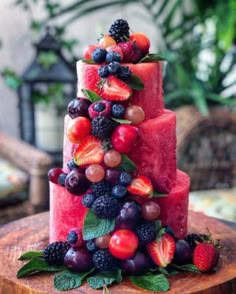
[84,44,101,60]
[111,125,139,153]
[48,167,63,184]
[130,32,150,55]
[67,116,91,144]
[108,229,139,260]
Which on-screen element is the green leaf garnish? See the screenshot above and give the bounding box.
[54,268,94,291]
[153,191,168,197]
[118,154,137,172]
[125,74,144,90]
[17,257,65,278]
[81,89,101,102]
[18,251,43,260]
[111,118,132,124]
[87,269,122,289]
[83,210,115,240]
[170,264,201,273]
[81,58,95,64]
[139,53,167,63]
[130,273,169,292]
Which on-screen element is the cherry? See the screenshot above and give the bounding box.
[48,168,63,184]
[142,200,160,221]
[64,247,93,272]
[66,116,91,144]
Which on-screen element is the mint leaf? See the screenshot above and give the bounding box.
[83,210,115,240]
[81,89,101,102]
[82,58,95,64]
[125,74,144,90]
[111,118,132,124]
[158,267,170,276]
[130,273,169,292]
[54,269,94,291]
[118,154,137,172]
[19,251,43,260]
[171,264,201,273]
[153,191,168,197]
[17,257,65,278]
[87,269,122,289]
[139,53,167,63]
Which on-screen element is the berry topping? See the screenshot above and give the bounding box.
[104,149,122,168]
[117,65,132,80]
[116,201,141,229]
[92,249,118,272]
[129,32,150,56]
[91,196,120,219]
[108,61,121,75]
[109,229,139,260]
[73,135,104,166]
[57,173,67,186]
[91,180,111,197]
[106,45,124,60]
[121,251,153,275]
[147,233,176,268]
[100,76,132,101]
[111,124,139,153]
[109,19,130,43]
[98,65,110,78]
[84,44,101,60]
[66,116,91,144]
[111,103,126,118]
[91,116,116,140]
[67,228,85,247]
[127,175,153,197]
[136,222,157,245]
[85,164,105,183]
[48,168,63,184]
[67,98,91,119]
[65,169,90,195]
[99,35,116,48]
[119,172,132,186]
[92,48,107,63]
[43,241,70,265]
[124,105,145,124]
[106,51,122,63]
[111,184,127,199]
[173,239,192,265]
[86,239,98,253]
[193,242,219,272]
[185,233,209,251]
[141,200,160,221]
[82,193,96,208]
[67,159,77,171]
[105,168,121,184]
[88,100,112,119]
[118,41,142,63]
[155,176,173,194]
[64,247,93,272]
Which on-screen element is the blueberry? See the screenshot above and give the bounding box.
[112,185,127,198]
[94,102,106,112]
[98,65,110,78]
[82,193,96,208]
[67,159,77,171]
[92,48,107,63]
[111,104,125,118]
[67,231,78,244]
[119,172,132,186]
[117,66,132,80]
[86,239,98,253]
[108,61,121,75]
[106,51,122,63]
[57,173,67,186]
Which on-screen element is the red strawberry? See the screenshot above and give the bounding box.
[147,233,176,267]
[127,175,153,197]
[130,32,150,56]
[193,242,219,272]
[73,135,104,166]
[118,41,142,63]
[100,76,132,101]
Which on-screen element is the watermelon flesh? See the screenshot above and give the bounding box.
[76,61,164,119]
[128,109,177,189]
[155,170,190,239]
[49,182,87,242]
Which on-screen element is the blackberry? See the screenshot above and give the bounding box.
[109,19,130,42]
[91,180,111,197]
[92,116,116,140]
[185,233,208,251]
[136,222,157,245]
[67,231,78,244]
[92,48,107,63]
[106,51,122,63]
[111,103,125,118]
[91,195,120,219]
[117,66,132,80]
[57,173,67,186]
[67,159,77,171]
[93,249,118,271]
[82,193,96,208]
[108,61,121,75]
[98,65,110,78]
[43,241,70,265]
[86,239,98,253]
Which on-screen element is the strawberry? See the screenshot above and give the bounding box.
[118,41,142,63]
[193,242,219,272]
[130,32,150,56]
[127,175,153,197]
[73,135,104,166]
[100,76,132,101]
[147,233,176,267]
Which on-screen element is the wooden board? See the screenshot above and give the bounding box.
[0,211,235,294]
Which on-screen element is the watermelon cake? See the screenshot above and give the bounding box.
[17,19,220,292]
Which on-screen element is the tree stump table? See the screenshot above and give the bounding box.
[0,211,236,294]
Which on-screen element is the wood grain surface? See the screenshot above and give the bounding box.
[0,211,235,294]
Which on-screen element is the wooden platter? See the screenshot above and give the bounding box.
[0,211,235,294]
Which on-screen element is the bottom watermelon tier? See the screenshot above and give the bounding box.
[49,169,189,242]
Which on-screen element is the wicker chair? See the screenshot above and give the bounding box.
[0,131,53,223]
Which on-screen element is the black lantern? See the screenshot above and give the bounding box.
[18,28,76,164]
